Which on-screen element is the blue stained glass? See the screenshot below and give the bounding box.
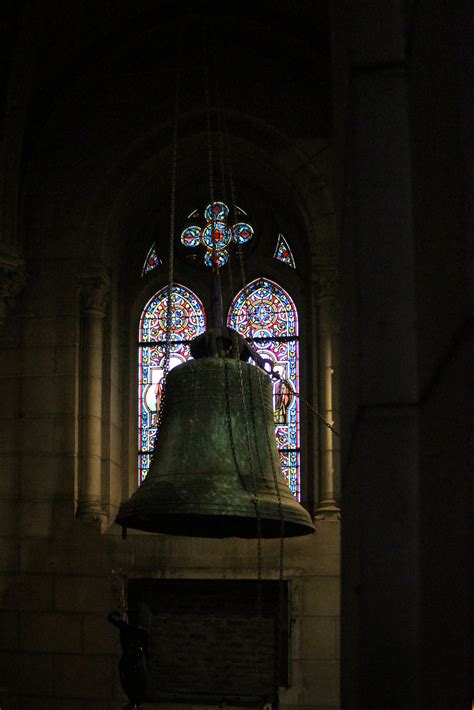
[202,221,232,250]
[142,244,162,275]
[181,226,201,247]
[180,201,255,268]
[273,233,295,268]
[138,284,206,482]
[204,201,229,221]
[204,249,229,268]
[228,278,300,499]
[233,222,254,244]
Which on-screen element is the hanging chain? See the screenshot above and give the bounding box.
[221,107,248,299]
[210,33,267,703]
[204,22,220,282]
[236,357,265,699]
[223,357,255,501]
[211,28,236,315]
[297,390,340,437]
[154,19,182,442]
[204,23,214,208]
[262,362,340,437]
[257,374,285,707]
[222,130,264,688]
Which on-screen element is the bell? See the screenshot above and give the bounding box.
[116,338,315,538]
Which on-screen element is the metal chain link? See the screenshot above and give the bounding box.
[297,390,340,437]
[265,365,340,438]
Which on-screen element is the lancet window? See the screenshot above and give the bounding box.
[138,284,206,482]
[227,278,300,498]
[138,265,300,498]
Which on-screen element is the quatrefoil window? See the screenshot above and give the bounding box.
[180,201,254,268]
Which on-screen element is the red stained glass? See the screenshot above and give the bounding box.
[142,244,162,275]
[273,234,295,268]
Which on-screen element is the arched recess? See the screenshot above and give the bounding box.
[12,1,340,529]
[27,99,336,521]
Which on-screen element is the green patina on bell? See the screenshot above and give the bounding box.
[116,329,315,538]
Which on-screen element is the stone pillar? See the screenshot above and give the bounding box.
[76,273,110,521]
[0,255,26,331]
[315,268,340,517]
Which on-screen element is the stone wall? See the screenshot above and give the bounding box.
[0,256,340,709]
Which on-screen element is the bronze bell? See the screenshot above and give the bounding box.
[116,330,315,538]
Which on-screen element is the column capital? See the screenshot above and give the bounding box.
[0,254,26,330]
[79,272,111,317]
[314,266,338,300]
[314,266,340,334]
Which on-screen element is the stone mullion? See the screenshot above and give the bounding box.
[76,273,110,521]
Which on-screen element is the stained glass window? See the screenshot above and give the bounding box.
[181,201,254,269]
[273,234,295,269]
[138,284,206,482]
[142,244,162,276]
[227,278,300,499]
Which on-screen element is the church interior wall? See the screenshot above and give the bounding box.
[0,2,471,709]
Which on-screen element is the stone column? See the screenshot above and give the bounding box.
[76,273,110,521]
[315,267,340,517]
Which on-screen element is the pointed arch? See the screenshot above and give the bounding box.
[227,277,300,498]
[138,284,206,482]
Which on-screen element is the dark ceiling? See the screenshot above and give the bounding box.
[3,1,331,159]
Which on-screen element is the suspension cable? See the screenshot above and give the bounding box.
[268,369,340,438]
[223,110,248,296]
[257,373,285,706]
[221,87,284,710]
[213,39,236,307]
[206,25,267,703]
[154,17,182,444]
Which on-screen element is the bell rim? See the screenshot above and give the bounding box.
[116,510,315,538]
